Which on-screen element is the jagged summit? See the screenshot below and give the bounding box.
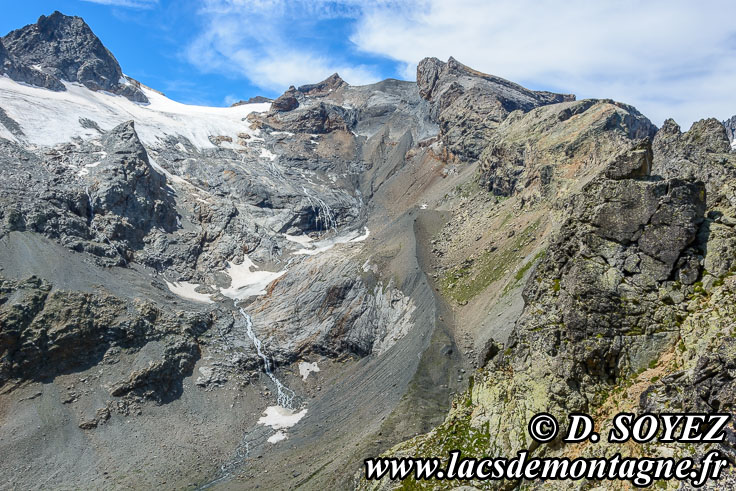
[297,72,347,95]
[1,11,147,102]
[231,95,273,106]
[416,56,575,106]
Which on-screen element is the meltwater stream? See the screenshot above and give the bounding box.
[238,307,295,409]
[197,307,299,489]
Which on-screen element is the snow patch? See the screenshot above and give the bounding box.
[258,406,307,430]
[267,431,288,443]
[164,280,214,304]
[293,227,370,256]
[220,257,285,300]
[284,233,313,245]
[298,362,320,381]
[259,147,277,161]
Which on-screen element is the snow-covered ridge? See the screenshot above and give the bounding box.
[0,75,271,148]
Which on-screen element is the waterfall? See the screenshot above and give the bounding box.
[238,308,295,409]
[302,186,337,233]
[85,186,94,222]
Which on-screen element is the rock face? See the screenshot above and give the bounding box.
[416,56,575,163]
[420,169,707,461]
[0,120,177,266]
[0,38,65,91]
[358,68,736,491]
[725,114,736,146]
[1,11,147,102]
[0,275,212,402]
[476,98,656,200]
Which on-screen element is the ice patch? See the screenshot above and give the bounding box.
[258,406,307,430]
[349,227,370,242]
[165,280,214,304]
[298,362,320,380]
[220,257,285,300]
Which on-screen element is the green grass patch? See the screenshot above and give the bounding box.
[439,219,542,303]
[502,249,546,296]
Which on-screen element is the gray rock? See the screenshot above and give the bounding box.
[1,11,148,102]
[416,56,575,163]
[724,114,736,145]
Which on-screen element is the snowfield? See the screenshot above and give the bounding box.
[0,75,271,148]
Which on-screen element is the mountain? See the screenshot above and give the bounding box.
[0,11,147,102]
[725,114,736,149]
[2,11,736,490]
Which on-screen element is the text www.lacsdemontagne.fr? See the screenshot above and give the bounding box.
[364,450,728,487]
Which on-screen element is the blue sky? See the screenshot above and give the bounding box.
[1,0,399,106]
[2,1,736,128]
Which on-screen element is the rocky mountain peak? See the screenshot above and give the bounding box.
[1,11,147,103]
[297,72,347,96]
[416,55,574,106]
[415,56,577,163]
[230,95,273,106]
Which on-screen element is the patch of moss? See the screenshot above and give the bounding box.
[503,249,546,296]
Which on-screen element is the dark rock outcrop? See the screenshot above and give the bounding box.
[270,86,300,112]
[1,11,147,102]
[653,118,736,277]
[0,38,65,91]
[0,275,211,401]
[297,72,347,96]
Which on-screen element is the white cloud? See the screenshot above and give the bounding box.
[81,0,158,8]
[186,0,736,127]
[351,0,736,128]
[185,0,382,93]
